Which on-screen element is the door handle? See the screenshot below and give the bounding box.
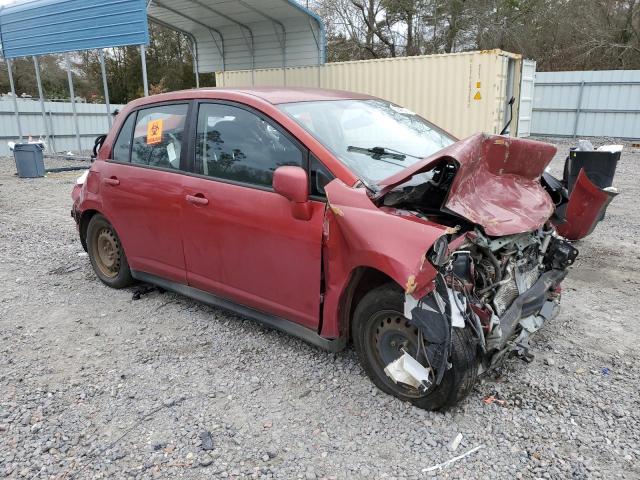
[103,177,120,186]
[185,194,209,206]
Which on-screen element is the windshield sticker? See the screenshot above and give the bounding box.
[147,119,163,145]
[390,104,416,115]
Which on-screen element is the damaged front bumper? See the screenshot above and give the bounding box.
[403,265,567,382]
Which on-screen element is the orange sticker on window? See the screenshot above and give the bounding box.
[147,119,163,144]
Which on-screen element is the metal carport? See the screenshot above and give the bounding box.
[148,0,325,84]
[0,0,325,154]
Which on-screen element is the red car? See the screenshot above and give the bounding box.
[72,88,608,410]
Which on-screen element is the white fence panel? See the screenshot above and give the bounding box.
[531,70,640,139]
[0,97,124,156]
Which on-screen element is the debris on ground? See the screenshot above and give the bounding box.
[483,395,507,406]
[449,433,463,451]
[200,430,214,450]
[422,445,485,473]
[131,283,164,300]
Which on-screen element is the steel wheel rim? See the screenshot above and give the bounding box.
[368,310,430,398]
[93,227,120,278]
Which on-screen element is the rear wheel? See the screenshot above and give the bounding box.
[86,214,133,289]
[353,283,479,410]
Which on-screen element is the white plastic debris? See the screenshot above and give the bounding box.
[422,445,485,473]
[403,294,419,320]
[384,351,431,391]
[576,139,595,151]
[449,433,463,451]
[447,288,466,328]
[597,144,623,153]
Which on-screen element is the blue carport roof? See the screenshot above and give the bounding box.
[0,0,149,58]
[0,0,326,73]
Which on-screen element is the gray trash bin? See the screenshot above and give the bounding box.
[14,143,45,178]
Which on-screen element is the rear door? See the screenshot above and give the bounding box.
[180,101,325,329]
[99,102,190,283]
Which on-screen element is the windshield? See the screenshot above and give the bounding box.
[278,99,455,185]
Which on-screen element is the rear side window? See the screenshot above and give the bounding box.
[195,103,303,187]
[112,113,135,162]
[131,104,188,169]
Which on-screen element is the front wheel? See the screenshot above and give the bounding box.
[353,283,479,411]
[86,214,134,289]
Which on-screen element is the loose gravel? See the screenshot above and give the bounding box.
[1,140,639,479]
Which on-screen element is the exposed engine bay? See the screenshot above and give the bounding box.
[378,157,580,389]
[394,225,578,389]
[382,159,464,228]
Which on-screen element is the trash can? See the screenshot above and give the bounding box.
[13,143,45,178]
[563,149,621,193]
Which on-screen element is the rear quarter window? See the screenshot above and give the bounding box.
[111,113,135,162]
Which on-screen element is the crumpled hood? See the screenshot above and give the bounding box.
[377,133,557,236]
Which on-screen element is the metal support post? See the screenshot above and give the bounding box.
[140,45,149,96]
[65,53,82,153]
[573,80,585,139]
[99,50,113,127]
[6,59,23,141]
[33,56,54,153]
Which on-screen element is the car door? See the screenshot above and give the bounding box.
[180,101,325,329]
[98,102,190,284]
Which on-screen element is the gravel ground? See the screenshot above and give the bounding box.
[1,140,639,480]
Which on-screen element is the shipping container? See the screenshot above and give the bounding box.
[216,49,524,139]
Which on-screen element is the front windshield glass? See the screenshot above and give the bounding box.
[278,99,455,185]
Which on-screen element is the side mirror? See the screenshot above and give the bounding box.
[273,166,312,220]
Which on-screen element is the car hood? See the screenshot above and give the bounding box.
[376,133,557,236]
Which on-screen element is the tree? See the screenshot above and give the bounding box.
[309,0,640,70]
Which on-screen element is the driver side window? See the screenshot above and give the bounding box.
[195,103,303,187]
[130,104,188,170]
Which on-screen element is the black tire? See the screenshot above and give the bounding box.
[86,214,134,289]
[353,283,479,411]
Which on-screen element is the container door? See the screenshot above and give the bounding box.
[517,60,536,137]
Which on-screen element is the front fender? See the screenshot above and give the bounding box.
[320,180,448,338]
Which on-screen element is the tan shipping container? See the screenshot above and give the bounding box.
[216,50,522,139]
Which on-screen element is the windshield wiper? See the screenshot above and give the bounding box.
[347,145,423,161]
[347,145,405,161]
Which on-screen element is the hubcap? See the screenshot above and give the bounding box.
[94,227,120,278]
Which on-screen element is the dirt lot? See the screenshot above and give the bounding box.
[1,139,639,479]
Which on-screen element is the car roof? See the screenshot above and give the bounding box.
[133,87,377,106]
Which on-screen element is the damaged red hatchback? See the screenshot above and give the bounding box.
[72,88,607,410]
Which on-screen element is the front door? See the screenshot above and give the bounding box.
[99,103,190,283]
[181,102,325,329]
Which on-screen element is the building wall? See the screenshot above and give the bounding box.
[216,50,522,139]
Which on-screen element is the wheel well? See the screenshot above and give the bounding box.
[342,267,396,343]
[79,210,99,251]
